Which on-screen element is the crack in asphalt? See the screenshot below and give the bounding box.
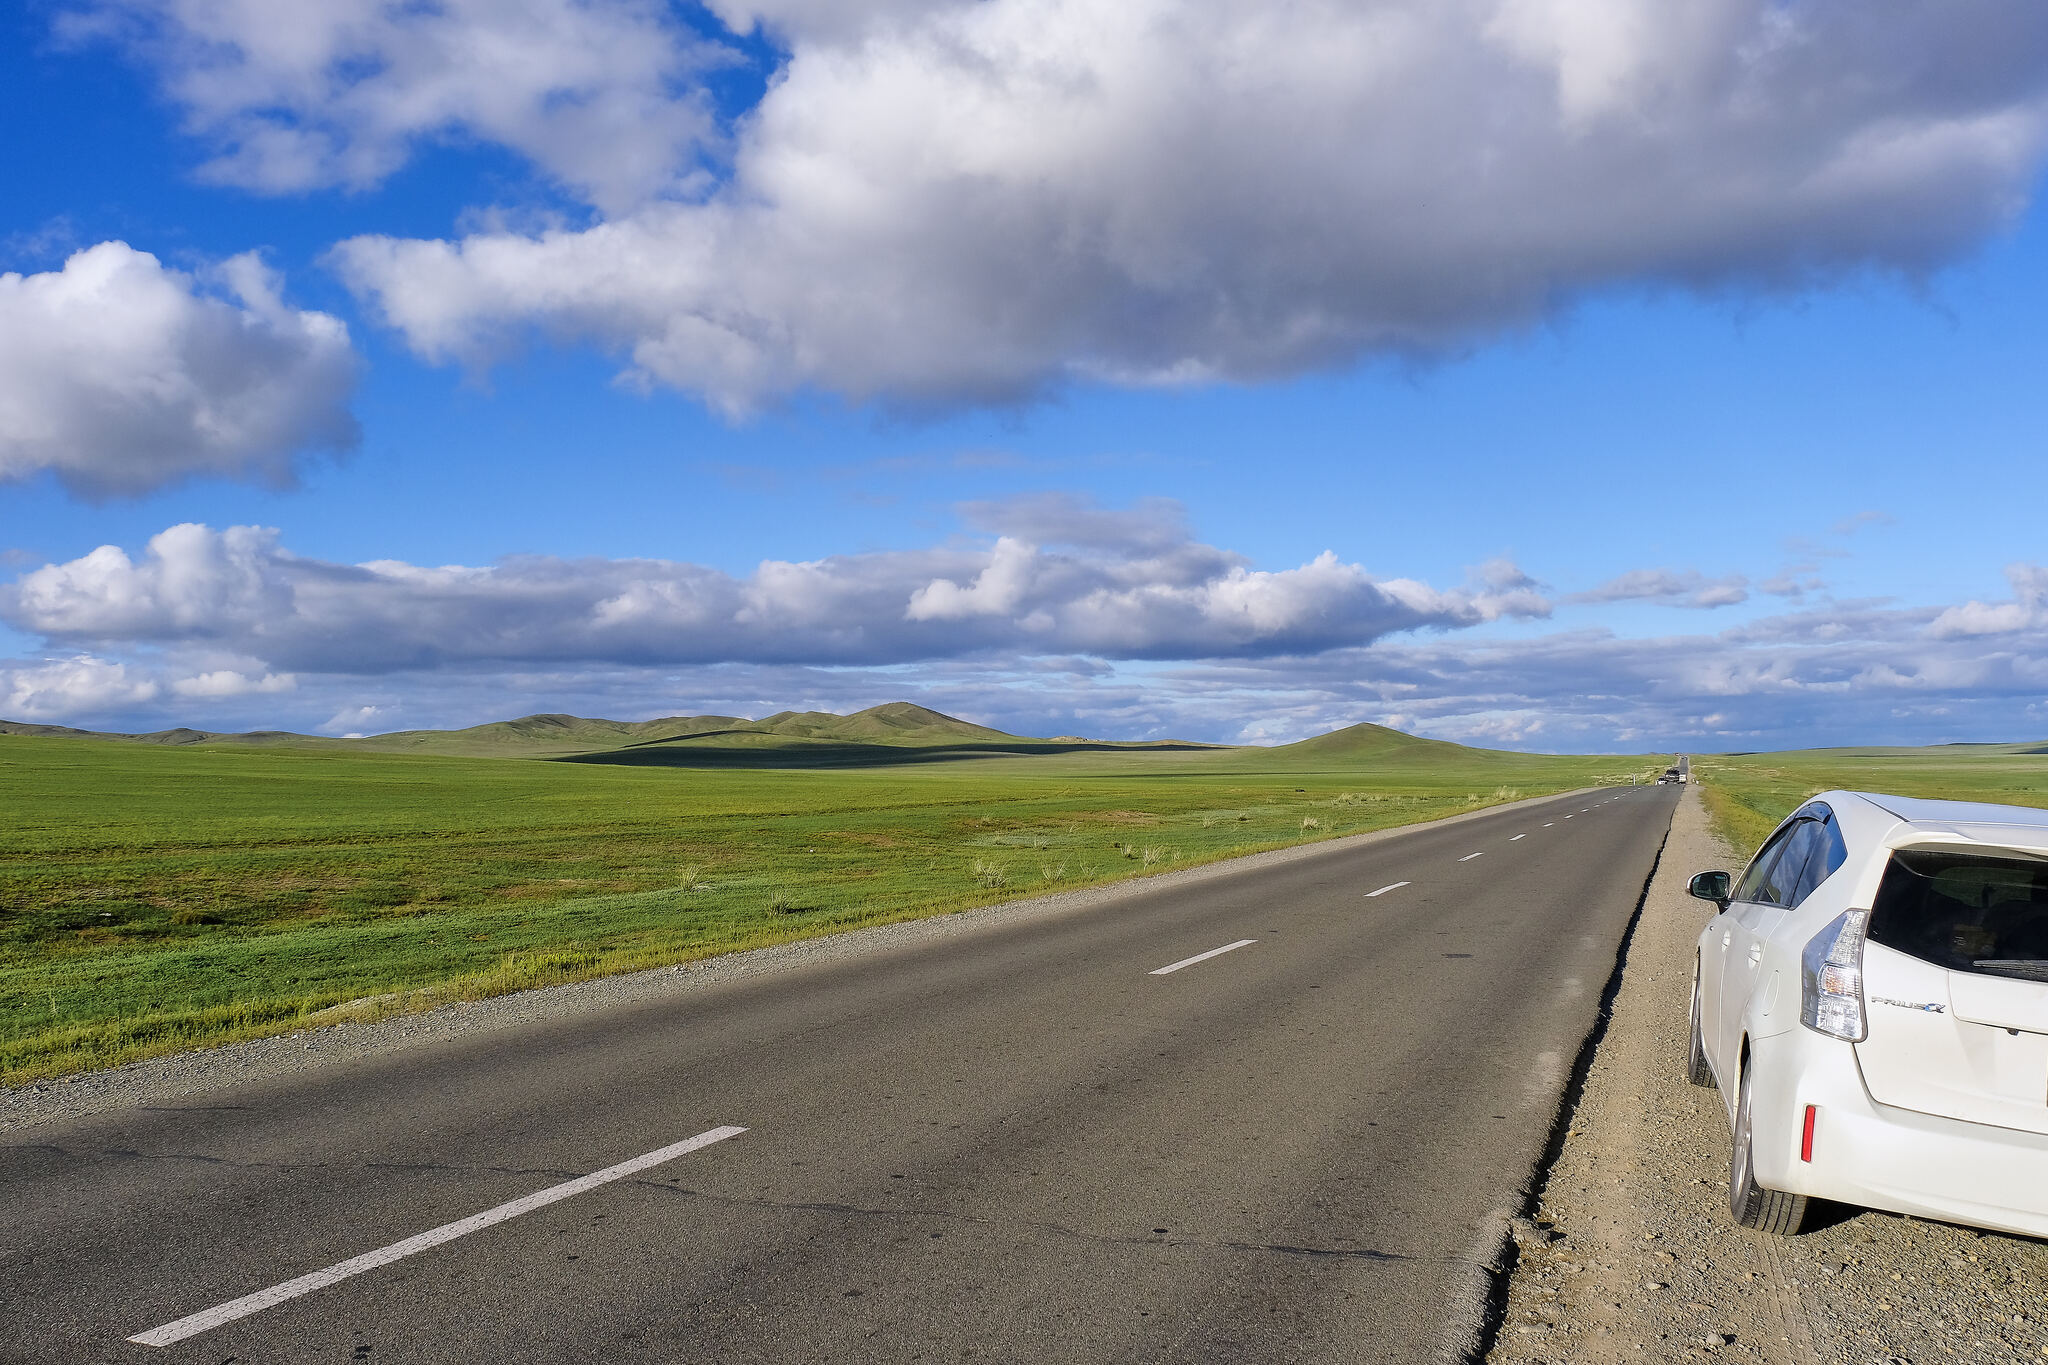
[12,1146,1439,1271]
[636,1180,1428,1264]
[3,1144,590,1185]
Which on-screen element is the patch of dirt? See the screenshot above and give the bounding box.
[1066,809,1164,825]
[1487,787,2048,1365]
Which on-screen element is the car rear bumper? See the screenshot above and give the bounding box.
[1747,1029,2048,1239]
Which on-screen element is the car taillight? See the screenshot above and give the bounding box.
[1800,909,1870,1042]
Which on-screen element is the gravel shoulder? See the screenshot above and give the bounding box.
[1486,786,2048,1365]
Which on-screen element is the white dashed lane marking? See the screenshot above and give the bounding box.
[1150,939,1258,976]
[129,1126,750,1347]
[1365,882,1410,898]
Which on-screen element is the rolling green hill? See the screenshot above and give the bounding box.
[364,712,749,757]
[0,701,1029,760]
[750,701,1013,743]
[1252,720,1475,764]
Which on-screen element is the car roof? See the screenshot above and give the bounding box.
[1838,791,2048,828]
[1812,790,2048,857]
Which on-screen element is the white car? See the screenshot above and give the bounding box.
[1688,790,2048,1237]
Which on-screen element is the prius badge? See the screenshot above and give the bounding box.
[1871,996,1946,1013]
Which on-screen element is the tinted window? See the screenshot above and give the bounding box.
[1783,817,1848,907]
[1760,821,1825,907]
[1734,822,1800,904]
[1870,850,2048,981]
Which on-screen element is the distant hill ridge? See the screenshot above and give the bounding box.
[0,702,1022,756]
[1265,721,1467,760]
[0,706,1481,763]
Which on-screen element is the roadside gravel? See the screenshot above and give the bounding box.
[1486,786,2048,1365]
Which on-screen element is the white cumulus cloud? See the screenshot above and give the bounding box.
[1,655,160,721]
[322,703,390,737]
[63,0,726,213]
[169,669,297,699]
[12,559,2048,749]
[0,243,359,497]
[1929,563,2048,637]
[313,0,2048,411]
[1,506,1550,673]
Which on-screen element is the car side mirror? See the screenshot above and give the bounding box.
[1688,870,1731,908]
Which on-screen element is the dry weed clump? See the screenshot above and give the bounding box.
[491,948,606,989]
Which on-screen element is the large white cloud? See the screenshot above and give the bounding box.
[314,0,2048,411]
[0,655,160,721]
[64,0,724,213]
[1930,563,2048,637]
[1,508,1548,672]
[12,540,2048,749]
[0,243,359,497]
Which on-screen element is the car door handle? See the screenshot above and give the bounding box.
[1747,943,1763,964]
[1721,931,1732,948]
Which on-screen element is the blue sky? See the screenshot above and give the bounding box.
[5,0,2048,750]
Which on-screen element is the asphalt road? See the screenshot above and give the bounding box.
[3,784,1678,1364]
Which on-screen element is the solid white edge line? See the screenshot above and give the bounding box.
[129,1126,749,1348]
[1150,939,1258,975]
[1365,881,1410,898]
[1458,852,1485,862]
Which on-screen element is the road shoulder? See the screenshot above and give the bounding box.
[1485,786,2048,1365]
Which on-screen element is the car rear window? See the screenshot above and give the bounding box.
[1869,849,2048,982]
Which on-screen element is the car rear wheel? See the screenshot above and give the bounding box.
[1687,965,1715,1088]
[1729,1062,1807,1235]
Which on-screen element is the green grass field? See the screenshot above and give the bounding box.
[1,713,1659,1085]
[1692,742,2048,862]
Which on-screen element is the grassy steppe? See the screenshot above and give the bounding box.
[2,724,1655,1085]
[1692,742,2048,861]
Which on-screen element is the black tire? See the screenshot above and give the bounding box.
[1687,966,1716,1089]
[1729,1063,1808,1235]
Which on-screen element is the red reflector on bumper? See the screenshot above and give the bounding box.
[1800,1104,1817,1162]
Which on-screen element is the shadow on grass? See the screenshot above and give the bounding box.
[552,737,1217,769]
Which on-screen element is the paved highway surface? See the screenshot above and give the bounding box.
[4,784,1677,1364]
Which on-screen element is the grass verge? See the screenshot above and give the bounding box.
[2,734,1662,1084]
[1690,741,2048,862]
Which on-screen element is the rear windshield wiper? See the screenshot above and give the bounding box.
[1970,960,2048,984]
